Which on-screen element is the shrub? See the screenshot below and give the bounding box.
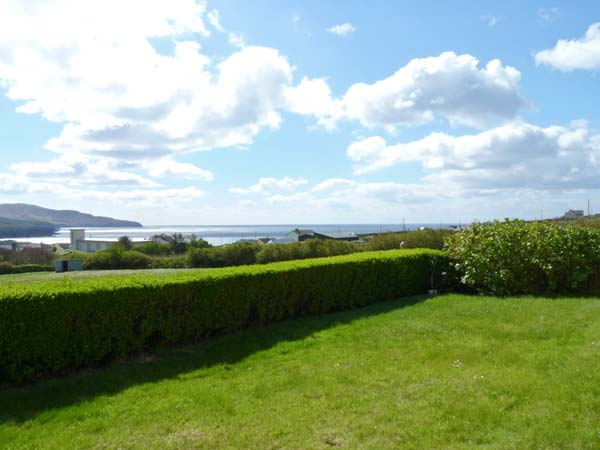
[85,247,153,270]
[256,239,359,264]
[187,242,260,268]
[445,219,600,295]
[136,242,173,256]
[0,249,449,385]
[365,229,452,251]
[150,256,188,269]
[0,262,53,275]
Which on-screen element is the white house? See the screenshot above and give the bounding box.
[70,229,116,253]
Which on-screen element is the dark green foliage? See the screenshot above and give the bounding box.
[365,228,452,251]
[0,217,57,238]
[117,236,133,251]
[0,247,55,265]
[256,238,359,264]
[446,219,600,295]
[84,247,153,270]
[135,242,172,256]
[138,235,211,256]
[0,249,448,385]
[0,262,53,274]
[187,242,260,268]
[150,255,188,269]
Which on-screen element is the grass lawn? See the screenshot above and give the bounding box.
[0,268,199,285]
[1,294,600,449]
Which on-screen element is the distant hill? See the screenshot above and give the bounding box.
[0,203,143,230]
[0,217,58,239]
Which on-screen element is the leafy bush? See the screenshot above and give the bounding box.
[446,219,600,295]
[187,242,260,268]
[256,238,359,264]
[0,249,449,384]
[85,247,153,270]
[0,262,53,275]
[150,255,188,269]
[136,242,173,256]
[365,229,452,251]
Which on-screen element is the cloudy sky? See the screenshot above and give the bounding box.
[1,0,599,225]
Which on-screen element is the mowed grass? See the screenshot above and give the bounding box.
[1,294,600,449]
[0,268,199,285]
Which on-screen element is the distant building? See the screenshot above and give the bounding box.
[562,209,584,220]
[272,228,359,244]
[0,241,16,251]
[70,229,115,253]
[70,228,145,253]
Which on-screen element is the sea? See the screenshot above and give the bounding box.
[12,224,455,246]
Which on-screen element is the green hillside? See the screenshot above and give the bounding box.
[0,203,142,228]
[0,217,58,238]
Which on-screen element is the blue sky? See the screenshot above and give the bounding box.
[0,0,599,224]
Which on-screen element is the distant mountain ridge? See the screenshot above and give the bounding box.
[0,217,58,239]
[0,203,142,238]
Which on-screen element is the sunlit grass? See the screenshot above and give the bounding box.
[1,294,600,449]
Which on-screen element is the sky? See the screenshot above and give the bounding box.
[0,0,600,225]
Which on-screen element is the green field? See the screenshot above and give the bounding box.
[1,294,599,449]
[0,268,199,285]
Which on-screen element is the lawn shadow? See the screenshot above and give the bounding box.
[0,295,430,424]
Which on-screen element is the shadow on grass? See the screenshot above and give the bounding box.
[0,295,429,424]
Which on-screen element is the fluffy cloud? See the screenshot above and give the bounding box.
[230,177,308,195]
[10,155,160,188]
[145,159,214,180]
[288,52,527,131]
[535,23,600,71]
[327,23,356,37]
[347,122,600,191]
[0,0,297,165]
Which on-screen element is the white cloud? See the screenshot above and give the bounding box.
[287,52,527,131]
[229,177,308,195]
[347,122,600,192]
[68,186,205,207]
[481,15,498,27]
[10,154,161,188]
[145,159,214,180]
[207,9,224,32]
[327,23,356,37]
[0,1,299,166]
[284,77,342,128]
[537,7,559,23]
[228,32,246,49]
[535,23,600,71]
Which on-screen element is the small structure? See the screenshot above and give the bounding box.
[55,259,84,273]
[70,228,144,253]
[0,240,16,251]
[275,228,359,243]
[562,209,584,220]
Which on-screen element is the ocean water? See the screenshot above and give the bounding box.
[12,223,455,246]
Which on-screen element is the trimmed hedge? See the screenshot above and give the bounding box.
[0,262,53,275]
[0,249,448,385]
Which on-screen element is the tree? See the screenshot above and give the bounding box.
[117,235,133,251]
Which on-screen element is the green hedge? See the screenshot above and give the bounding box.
[0,262,53,275]
[0,249,448,385]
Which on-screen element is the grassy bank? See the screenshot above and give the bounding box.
[1,294,599,449]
